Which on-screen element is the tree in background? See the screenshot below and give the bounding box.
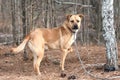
[11,0,20,45]
[102,0,119,71]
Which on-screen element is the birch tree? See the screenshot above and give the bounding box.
[102,0,119,70]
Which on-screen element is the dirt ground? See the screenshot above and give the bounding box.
[1,44,120,80]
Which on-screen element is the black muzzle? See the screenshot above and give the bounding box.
[72,24,78,30]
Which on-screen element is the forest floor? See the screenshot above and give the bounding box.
[0,44,120,80]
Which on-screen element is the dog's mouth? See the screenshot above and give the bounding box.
[71,29,78,33]
[68,25,79,33]
[72,24,79,30]
[71,24,79,33]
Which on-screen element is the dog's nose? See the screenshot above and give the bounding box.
[73,24,78,29]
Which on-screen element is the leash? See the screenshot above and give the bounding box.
[74,37,120,80]
[74,40,87,72]
[74,40,104,80]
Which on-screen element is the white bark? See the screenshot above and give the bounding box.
[102,0,118,69]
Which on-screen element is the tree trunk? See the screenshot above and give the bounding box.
[102,0,119,70]
[11,0,18,45]
[16,0,21,45]
[21,0,26,39]
[1,0,5,21]
[21,0,28,60]
[46,0,50,28]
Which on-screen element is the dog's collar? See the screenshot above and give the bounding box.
[67,27,76,34]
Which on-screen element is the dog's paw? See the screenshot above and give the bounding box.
[60,72,66,78]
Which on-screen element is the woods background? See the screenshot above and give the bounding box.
[0,0,120,45]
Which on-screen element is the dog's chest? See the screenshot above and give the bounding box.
[67,33,77,46]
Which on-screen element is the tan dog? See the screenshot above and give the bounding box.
[11,14,83,75]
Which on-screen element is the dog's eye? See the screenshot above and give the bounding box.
[70,20,74,23]
[77,20,79,23]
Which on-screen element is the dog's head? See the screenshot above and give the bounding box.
[66,14,83,33]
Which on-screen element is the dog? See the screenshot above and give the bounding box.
[11,14,83,75]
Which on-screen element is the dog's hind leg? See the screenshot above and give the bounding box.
[33,50,44,75]
[28,41,44,75]
[33,52,44,75]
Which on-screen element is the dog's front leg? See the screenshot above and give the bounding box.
[60,49,68,71]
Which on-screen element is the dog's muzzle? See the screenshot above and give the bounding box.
[72,24,79,30]
[68,24,79,33]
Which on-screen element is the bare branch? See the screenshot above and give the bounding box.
[54,0,94,8]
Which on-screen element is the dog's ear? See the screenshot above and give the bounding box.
[78,14,84,18]
[66,14,72,21]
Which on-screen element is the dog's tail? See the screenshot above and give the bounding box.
[11,35,30,53]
